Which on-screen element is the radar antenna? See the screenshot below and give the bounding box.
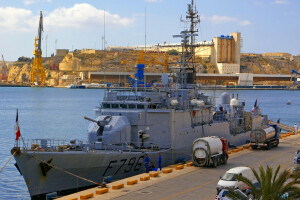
[173,0,200,88]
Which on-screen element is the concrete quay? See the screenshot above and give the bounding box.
[57,133,300,200]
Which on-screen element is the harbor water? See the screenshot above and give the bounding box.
[0,87,299,199]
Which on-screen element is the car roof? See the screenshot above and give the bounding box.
[226,166,250,173]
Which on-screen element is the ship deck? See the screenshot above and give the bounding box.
[57,132,300,200]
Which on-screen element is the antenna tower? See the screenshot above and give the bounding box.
[173,0,200,88]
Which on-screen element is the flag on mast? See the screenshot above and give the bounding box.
[15,109,21,141]
[252,99,258,113]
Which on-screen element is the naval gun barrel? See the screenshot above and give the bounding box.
[84,116,101,126]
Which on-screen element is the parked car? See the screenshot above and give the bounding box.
[217,167,256,193]
[215,189,251,200]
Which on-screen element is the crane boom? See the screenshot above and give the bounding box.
[2,55,8,71]
[37,11,43,51]
[1,54,8,82]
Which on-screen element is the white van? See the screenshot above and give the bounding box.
[217,166,256,193]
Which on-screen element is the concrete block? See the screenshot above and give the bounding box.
[127,179,138,185]
[176,165,184,170]
[140,176,150,181]
[96,188,109,195]
[162,168,173,174]
[112,183,124,190]
[80,193,93,200]
[149,172,159,177]
[186,162,193,167]
[66,198,78,200]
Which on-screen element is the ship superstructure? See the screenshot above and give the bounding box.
[11,1,268,199]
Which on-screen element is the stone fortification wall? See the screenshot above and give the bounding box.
[59,53,81,72]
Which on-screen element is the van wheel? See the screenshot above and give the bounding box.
[266,142,271,150]
[274,139,279,147]
[223,155,228,165]
[212,158,217,168]
[251,145,257,150]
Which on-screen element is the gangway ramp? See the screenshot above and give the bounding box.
[268,120,294,132]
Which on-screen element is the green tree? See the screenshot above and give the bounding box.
[166,49,179,55]
[227,165,300,200]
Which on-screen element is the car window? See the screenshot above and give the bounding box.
[234,189,247,198]
[222,190,229,197]
[221,173,236,181]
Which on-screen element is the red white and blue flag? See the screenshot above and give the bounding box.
[15,109,21,141]
[251,99,258,113]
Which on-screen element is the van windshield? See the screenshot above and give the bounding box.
[221,173,236,181]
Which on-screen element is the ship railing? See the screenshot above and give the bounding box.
[15,138,85,152]
[88,141,170,152]
[15,139,170,153]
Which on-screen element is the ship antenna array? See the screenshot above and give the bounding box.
[172,0,200,88]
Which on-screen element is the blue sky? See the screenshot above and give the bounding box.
[0,0,299,61]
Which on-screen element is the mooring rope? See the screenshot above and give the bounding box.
[31,153,104,186]
[0,151,16,173]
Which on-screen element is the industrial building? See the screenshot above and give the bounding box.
[212,32,241,74]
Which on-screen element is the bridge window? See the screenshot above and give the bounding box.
[129,104,136,109]
[120,104,127,109]
[102,103,110,108]
[148,104,157,109]
[137,104,144,109]
[112,104,119,108]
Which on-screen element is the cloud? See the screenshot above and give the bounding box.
[239,20,251,26]
[24,0,52,5]
[145,0,162,2]
[0,4,134,32]
[204,15,251,26]
[273,0,289,4]
[208,15,237,24]
[45,3,134,29]
[0,7,37,31]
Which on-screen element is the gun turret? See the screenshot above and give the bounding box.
[84,116,112,127]
[84,116,101,126]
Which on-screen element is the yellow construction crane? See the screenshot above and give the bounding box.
[121,50,169,73]
[30,11,46,86]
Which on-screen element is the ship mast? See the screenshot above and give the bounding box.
[173,0,200,88]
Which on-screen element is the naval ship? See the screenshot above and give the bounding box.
[11,1,269,199]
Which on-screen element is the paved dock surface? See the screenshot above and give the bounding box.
[57,134,300,200]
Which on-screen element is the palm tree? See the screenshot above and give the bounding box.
[227,165,300,200]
